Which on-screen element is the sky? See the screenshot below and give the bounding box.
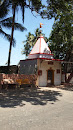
[0,7,54,66]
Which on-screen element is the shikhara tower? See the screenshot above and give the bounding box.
[28,35,54,60]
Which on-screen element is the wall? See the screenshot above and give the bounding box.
[0,65,18,74]
[61,73,65,83]
[0,74,3,89]
[37,59,61,86]
[54,62,61,85]
[0,73,37,89]
[19,59,37,74]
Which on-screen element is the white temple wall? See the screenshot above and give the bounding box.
[37,59,61,86]
[61,74,65,83]
[54,70,61,85]
[54,61,61,85]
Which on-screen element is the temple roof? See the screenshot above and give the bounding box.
[28,35,54,60]
[30,35,51,55]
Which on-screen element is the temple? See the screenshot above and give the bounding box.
[19,35,62,86]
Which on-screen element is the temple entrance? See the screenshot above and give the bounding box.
[47,70,54,85]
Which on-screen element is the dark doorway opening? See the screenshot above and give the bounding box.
[47,70,54,85]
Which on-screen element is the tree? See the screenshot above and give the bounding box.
[40,0,73,60]
[22,28,49,56]
[8,0,43,68]
[0,0,26,69]
[40,0,73,20]
[0,0,12,42]
[0,0,26,46]
[0,16,26,45]
[48,2,73,81]
[49,10,73,61]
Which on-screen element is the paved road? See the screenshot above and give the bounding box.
[0,87,73,130]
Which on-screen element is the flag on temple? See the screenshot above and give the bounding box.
[40,23,43,28]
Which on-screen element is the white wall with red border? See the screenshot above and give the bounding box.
[36,59,61,86]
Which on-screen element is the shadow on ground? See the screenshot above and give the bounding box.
[0,87,62,108]
[56,84,73,91]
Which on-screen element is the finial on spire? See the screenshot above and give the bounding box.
[40,23,43,28]
[40,23,43,35]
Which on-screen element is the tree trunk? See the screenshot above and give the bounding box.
[65,54,69,82]
[8,5,15,72]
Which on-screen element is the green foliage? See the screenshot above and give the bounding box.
[45,0,73,61]
[0,0,9,19]
[22,28,49,56]
[40,0,73,20]
[49,11,73,61]
[28,0,42,12]
[0,0,26,46]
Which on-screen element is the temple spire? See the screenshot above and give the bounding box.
[28,24,54,60]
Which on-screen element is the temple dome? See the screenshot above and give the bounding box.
[28,35,54,60]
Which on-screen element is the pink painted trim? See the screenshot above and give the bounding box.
[39,36,41,53]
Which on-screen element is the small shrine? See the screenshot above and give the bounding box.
[20,34,62,86]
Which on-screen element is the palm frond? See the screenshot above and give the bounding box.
[20,0,26,23]
[0,17,26,31]
[14,23,26,31]
[0,28,16,47]
[0,17,12,22]
[0,0,10,19]
[0,17,13,28]
[21,5,25,23]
